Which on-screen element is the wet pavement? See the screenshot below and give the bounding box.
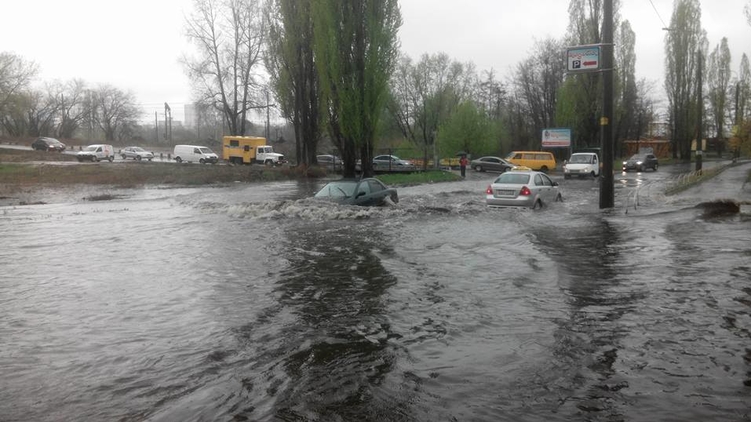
[1,161,750,421]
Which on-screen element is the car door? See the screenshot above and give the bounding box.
[539,173,556,202]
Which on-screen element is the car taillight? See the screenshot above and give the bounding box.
[519,186,531,196]
[485,185,493,195]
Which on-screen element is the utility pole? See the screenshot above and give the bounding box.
[599,0,615,209]
[154,111,159,142]
[164,102,172,142]
[695,50,703,171]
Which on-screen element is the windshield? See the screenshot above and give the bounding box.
[569,154,593,164]
[315,181,357,198]
[198,148,214,154]
[495,173,531,184]
[132,147,145,152]
[629,154,644,160]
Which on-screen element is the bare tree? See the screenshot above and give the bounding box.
[388,53,475,169]
[49,79,89,139]
[0,52,38,135]
[512,38,566,149]
[184,0,266,137]
[90,85,141,141]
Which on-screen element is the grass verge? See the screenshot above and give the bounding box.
[664,163,730,195]
[376,170,463,186]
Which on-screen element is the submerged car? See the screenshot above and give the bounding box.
[121,146,154,161]
[31,137,66,152]
[314,178,398,206]
[622,153,658,172]
[485,167,562,209]
[470,156,514,173]
[563,152,600,179]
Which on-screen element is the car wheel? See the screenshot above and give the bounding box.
[136,155,142,161]
[540,166,549,173]
[199,158,205,164]
[591,171,598,178]
[92,156,98,162]
[265,160,272,167]
[474,165,483,172]
[653,163,658,171]
[121,155,126,159]
[176,157,183,163]
[532,200,543,210]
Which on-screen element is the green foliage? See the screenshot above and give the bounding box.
[312,0,402,177]
[437,101,500,157]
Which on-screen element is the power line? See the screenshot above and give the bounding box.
[648,0,669,29]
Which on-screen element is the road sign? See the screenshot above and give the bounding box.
[566,45,600,72]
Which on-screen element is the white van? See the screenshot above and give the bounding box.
[77,144,115,162]
[173,145,219,164]
[563,152,600,179]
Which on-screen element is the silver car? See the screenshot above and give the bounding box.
[121,146,154,161]
[485,169,562,209]
[372,155,415,172]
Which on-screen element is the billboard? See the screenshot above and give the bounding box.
[542,128,571,148]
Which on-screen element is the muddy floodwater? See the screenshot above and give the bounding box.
[2,163,751,421]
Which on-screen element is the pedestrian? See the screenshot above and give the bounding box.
[460,154,468,178]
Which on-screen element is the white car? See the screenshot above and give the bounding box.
[485,167,563,209]
[77,144,115,162]
[121,146,154,161]
[563,152,600,179]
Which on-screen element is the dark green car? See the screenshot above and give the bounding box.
[314,178,398,206]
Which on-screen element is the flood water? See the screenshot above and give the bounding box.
[2,165,751,421]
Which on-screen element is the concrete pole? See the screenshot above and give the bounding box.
[599,0,615,209]
[695,50,703,171]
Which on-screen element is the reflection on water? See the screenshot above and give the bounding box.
[1,179,750,421]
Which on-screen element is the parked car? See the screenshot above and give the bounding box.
[121,146,154,161]
[173,145,218,164]
[622,153,658,172]
[470,156,514,173]
[372,155,415,172]
[31,137,66,152]
[485,167,562,209]
[563,152,600,179]
[316,154,342,172]
[314,178,398,206]
[505,151,556,173]
[77,144,115,162]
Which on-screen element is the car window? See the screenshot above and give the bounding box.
[523,154,534,160]
[357,181,372,196]
[368,180,383,193]
[199,148,213,154]
[497,173,530,184]
[534,174,544,186]
[536,154,549,160]
[489,158,499,163]
[541,174,553,186]
[96,147,102,152]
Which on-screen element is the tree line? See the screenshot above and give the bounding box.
[2,0,750,174]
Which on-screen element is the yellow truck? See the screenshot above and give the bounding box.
[222,136,287,165]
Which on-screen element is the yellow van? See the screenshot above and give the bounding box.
[505,151,556,172]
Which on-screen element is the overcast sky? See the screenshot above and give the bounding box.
[1,0,748,122]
